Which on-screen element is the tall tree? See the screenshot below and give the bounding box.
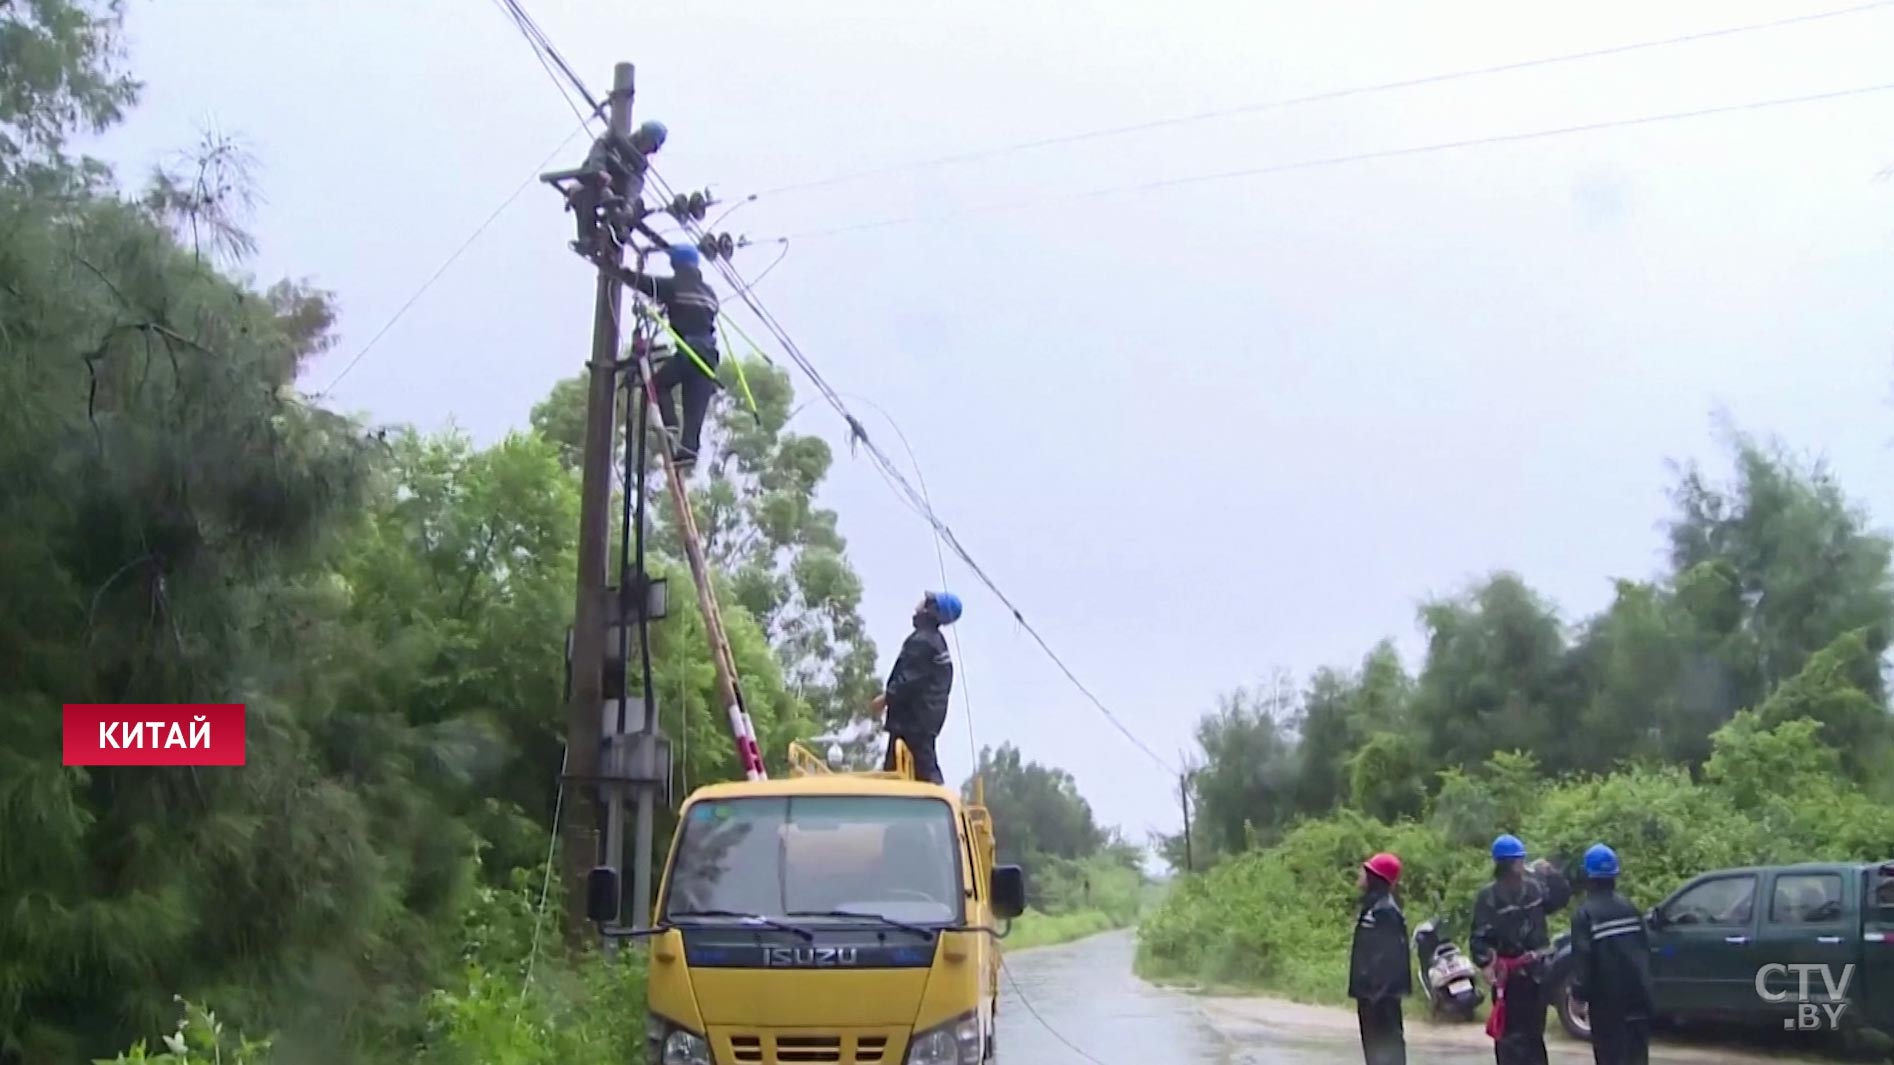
[1409,573,1580,773]
[0,0,141,179]
[965,743,1105,867]
[530,358,880,748]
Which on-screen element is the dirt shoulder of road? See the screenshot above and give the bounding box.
[1195,993,1834,1064]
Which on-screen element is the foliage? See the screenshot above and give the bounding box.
[1143,434,1894,1009]
[1138,718,1894,1005]
[1163,435,1894,871]
[93,999,271,1065]
[0,11,838,1058]
[531,357,883,759]
[0,0,140,178]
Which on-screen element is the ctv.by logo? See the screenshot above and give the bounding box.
[1755,963,1853,1030]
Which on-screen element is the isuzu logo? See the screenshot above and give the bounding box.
[761,946,860,967]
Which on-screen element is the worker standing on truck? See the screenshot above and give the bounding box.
[870,591,961,785]
[617,243,721,471]
[1471,834,1572,1065]
[1569,844,1653,1065]
[1350,852,1412,1065]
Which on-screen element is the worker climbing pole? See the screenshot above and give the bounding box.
[539,62,764,805]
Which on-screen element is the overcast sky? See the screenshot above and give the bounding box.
[92,0,1894,846]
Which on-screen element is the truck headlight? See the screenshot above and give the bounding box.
[647,1015,710,1065]
[905,1012,981,1065]
[661,1030,710,1065]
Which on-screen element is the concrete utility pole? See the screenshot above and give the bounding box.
[1178,763,1194,875]
[561,61,637,942]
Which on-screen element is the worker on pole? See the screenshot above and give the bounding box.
[568,120,666,257]
[871,591,961,785]
[617,243,721,471]
[1569,844,1654,1065]
[1350,851,1411,1065]
[1471,834,1572,1065]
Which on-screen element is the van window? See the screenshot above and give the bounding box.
[1663,875,1756,927]
[663,795,964,925]
[1873,865,1894,923]
[1770,873,1844,924]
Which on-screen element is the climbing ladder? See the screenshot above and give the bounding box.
[625,312,767,782]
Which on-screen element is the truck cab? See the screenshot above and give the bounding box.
[1552,860,1894,1041]
[590,740,1027,1065]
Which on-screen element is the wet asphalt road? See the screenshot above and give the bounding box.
[996,930,1815,1065]
[996,930,1508,1063]
[997,929,1233,1064]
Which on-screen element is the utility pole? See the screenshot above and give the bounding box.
[1178,764,1194,875]
[560,61,637,942]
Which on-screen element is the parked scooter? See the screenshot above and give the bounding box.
[1413,917,1483,1020]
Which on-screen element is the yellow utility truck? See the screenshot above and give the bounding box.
[587,740,1027,1065]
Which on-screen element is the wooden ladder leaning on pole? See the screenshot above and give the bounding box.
[625,306,767,781]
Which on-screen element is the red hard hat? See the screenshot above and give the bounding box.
[1363,852,1402,884]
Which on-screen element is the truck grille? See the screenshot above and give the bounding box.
[725,1032,891,1064]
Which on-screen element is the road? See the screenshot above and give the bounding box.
[998,930,1827,1064]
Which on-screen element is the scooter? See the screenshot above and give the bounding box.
[1413,917,1483,1020]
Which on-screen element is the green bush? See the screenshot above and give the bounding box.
[1137,715,1894,1006]
[1005,909,1118,951]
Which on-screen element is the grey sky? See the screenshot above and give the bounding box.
[95,0,1894,844]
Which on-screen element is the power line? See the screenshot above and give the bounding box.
[750,0,1894,198]
[770,78,1894,242]
[649,166,1179,777]
[318,124,588,395]
[494,0,602,119]
[485,0,1181,780]
[1000,955,1113,1065]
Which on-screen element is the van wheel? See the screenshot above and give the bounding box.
[1555,977,1592,1042]
[985,996,997,1061]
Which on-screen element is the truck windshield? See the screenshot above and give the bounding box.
[662,795,963,926]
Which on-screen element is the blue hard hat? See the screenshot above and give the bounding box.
[1584,843,1620,879]
[928,591,963,625]
[667,243,700,269]
[1492,834,1528,861]
[637,120,668,147]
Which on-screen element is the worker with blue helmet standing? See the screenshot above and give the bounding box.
[1570,843,1653,1065]
[618,242,721,472]
[871,591,962,784]
[1471,833,1572,1065]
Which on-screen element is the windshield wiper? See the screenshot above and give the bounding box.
[667,909,814,941]
[789,909,940,939]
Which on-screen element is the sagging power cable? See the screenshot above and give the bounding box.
[485,0,1178,779]
[999,955,1113,1065]
[749,0,1894,198]
[646,165,1179,777]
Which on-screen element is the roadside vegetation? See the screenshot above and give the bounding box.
[1138,435,1894,1041]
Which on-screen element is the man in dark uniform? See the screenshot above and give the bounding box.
[1570,843,1653,1065]
[569,120,667,256]
[616,243,721,471]
[1471,833,1572,1065]
[1350,851,1412,1065]
[870,591,961,785]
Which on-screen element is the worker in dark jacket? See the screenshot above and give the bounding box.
[1471,834,1572,1065]
[618,243,721,471]
[570,120,666,256]
[871,591,961,784]
[1570,844,1653,1065]
[1350,852,1412,1065]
